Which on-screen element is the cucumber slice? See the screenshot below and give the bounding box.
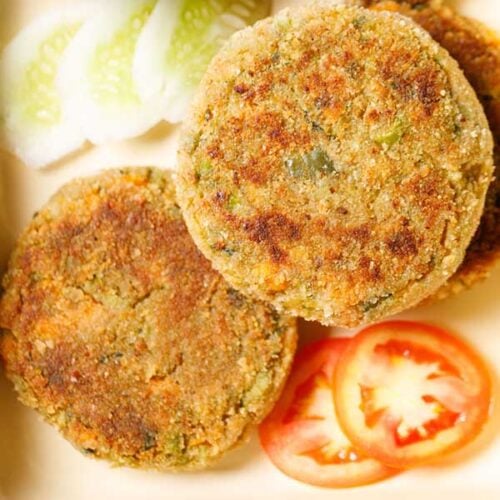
[58,0,161,144]
[134,0,271,123]
[0,7,92,169]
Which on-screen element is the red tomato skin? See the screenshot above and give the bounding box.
[333,321,493,469]
[260,338,398,488]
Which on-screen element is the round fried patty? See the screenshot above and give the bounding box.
[360,0,500,301]
[0,168,297,470]
[176,4,494,327]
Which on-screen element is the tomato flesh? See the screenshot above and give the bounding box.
[259,338,397,488]
[284,371,362,465]
[334,321,492,469]
[360,339,465,447]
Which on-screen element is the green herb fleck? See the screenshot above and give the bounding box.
[413,3,428,12]
[353,16,367,29]
[189,131,202,154]
[211,243,236,256]
[195,161,212,182]
[227,288,246,308]
[143,430,157,451]
[270,309,286,336]
[227,193,240,211]
[99,352,124,364]
[165,434,186,457]
[361,293,393,313]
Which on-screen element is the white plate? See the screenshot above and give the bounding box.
[0,1,499,499]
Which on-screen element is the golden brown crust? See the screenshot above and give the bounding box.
[176,5,493,327]
[361,0,500,301]
[0,168,297,470]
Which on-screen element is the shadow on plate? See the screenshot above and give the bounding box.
[211,435,263,473]
[412,266,500,327]
[297,318,334,349]
[0,371,35,500]
[0,5,35,499]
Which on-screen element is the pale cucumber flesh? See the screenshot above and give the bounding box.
[16,23,81,127]
[166,0,271,87]
[0,9,89,168]
[88,1,157,106]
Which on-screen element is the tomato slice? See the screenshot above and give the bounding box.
[334,321,492,469]
[259,338,398,488]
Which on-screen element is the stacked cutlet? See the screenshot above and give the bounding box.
[176,4,495,327]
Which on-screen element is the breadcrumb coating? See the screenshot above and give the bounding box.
[360,0,500,301]
[0,168,297,471]
[177,4,493,326]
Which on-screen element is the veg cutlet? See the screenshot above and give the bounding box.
[359,0,500,301]
[176,4,494,327]
[0,168,297,471]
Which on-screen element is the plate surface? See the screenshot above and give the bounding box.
[0,1,499,499]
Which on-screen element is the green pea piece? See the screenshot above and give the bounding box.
[374,119,407,147]
[285,148,336,178]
